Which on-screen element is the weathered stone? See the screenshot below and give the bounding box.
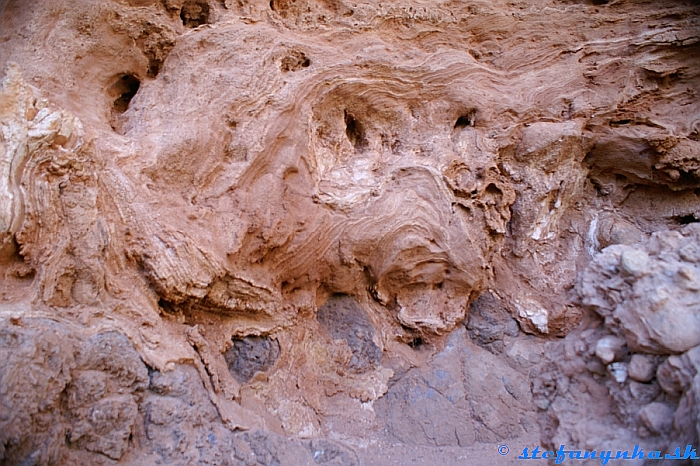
[620,249,650,277]
[628,354,655,383]
[0,0,699,463]
[608,362,628,384]
[595,336,627,365]
[580,231,700,354]
[639,403,675,435]
[316,294,382,374]
[223,336,280,383]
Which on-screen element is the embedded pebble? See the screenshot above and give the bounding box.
[628,354,655,383]
[619,249,649,277]
[595,336,626,365]
[608,362,628,384]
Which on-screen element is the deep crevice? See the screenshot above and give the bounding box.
[157,298,175,313]
[108,73,141,133]
[610,119,632,126]
[674,214,699,225]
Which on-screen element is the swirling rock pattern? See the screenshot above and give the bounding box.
[0,0,698,463]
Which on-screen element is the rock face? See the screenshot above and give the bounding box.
[0,0,698,464]
[580,227,700,354]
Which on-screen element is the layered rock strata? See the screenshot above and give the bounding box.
[0,0,699,464]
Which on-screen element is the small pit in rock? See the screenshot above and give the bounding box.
[454,110,476,129]
[108,73,140,132]
[317,294,382,373]
[281,50,311,72]
[269,0,294,14]
[408,336,424,349]
[180,0,210,28]
[344,110,366,151]
[223,336,280,383]
[109,74,140,115]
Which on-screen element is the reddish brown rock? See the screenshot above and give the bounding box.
[0,0,699,464]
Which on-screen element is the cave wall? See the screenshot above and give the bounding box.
[0,0,699,464]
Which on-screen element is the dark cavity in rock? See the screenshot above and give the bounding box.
[109,74,140,114]
[180,0,210,28]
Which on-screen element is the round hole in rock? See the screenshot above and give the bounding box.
[270,0,294,13]
[109,74,141,114]
[454,113,475,129]
[280,51,311,72]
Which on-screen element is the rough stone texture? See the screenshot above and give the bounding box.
[466,290,521,354]
[0,0,699,464]
[224,335,281,383]
[595,335,627,365]
[628,354,656,383]
[579,226,700,354]
[376,326,538,447]
[317,294,382,374]
[639,402,675,436]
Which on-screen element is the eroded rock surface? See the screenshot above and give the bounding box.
[580,226,700,354]
[0,0,699,464]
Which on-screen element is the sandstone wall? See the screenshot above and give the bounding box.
[0,0,698,464]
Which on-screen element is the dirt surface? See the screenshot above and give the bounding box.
[0,0,699,464]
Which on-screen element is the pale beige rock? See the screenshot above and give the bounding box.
[619,249,650,277]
